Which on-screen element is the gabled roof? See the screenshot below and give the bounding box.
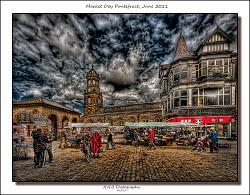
[13,97,80,114]
[173,32,190,61]
[196,26,232,51]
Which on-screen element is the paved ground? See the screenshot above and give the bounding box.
[13,144,238,183]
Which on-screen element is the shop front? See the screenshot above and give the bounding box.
[167,115,234,138]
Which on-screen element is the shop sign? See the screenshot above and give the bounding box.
[32,115,48,125]
[196,119,202,125]
[167,116,233,124]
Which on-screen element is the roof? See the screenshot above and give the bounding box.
[173,32,190,61]
[196,26,232,52]
[13,97,80,114]
[103,102,162,114]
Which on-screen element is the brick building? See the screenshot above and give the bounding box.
[13,98,80,139]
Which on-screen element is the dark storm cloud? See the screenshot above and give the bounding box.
[13,14,237,112]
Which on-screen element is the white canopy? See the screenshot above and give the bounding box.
[65,123,110,128]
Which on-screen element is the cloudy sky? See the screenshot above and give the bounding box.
[13,14,237,113]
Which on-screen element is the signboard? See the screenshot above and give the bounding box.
[32,114,48,125]
[196,119,202,125]
[167,116,233,124]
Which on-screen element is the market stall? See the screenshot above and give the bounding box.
[62,123,111,147]
[124,122,202,146]
[13,125,33,160]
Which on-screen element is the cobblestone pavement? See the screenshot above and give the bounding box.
[13,144,238,183]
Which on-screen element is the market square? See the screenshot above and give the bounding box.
[13,143,238,182]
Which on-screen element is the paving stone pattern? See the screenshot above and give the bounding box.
[13,144,238,183]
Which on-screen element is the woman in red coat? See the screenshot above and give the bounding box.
[149,128,156,149]
[91,131,102,157]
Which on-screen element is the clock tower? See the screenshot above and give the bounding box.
[84,66,103,114]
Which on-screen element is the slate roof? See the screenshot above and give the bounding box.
[13,97,80,114]
[173,32,190,61]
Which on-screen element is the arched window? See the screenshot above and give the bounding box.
[88,97,91,104]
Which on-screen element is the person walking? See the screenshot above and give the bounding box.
[80,133,91,161]
[40,129,50,166]
[91,131,102,157]
[148,128,156,149]
[107,131,114,149]
[76,131,82,149]
[209,129,219,153]
[133,130,140,147]
[44,129,54,163]
[32,128,41,167]
[32,128,47,168]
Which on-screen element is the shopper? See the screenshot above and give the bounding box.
[32,128,41,167]
[148,128,156,149]
[107,131,114,149]
[91,131,102,157]
[209,129,218,153]
[81,133,91,161]
[40,129,50,166]
[44,129,54,163]
[32,128,46,168]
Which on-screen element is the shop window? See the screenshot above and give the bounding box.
[217,123,230,138]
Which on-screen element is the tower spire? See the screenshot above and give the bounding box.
[173,29,189,61]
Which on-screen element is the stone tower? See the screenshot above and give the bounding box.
[84,66,103,114]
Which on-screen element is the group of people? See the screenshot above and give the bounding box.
[32,128,54,168]
[80,130,103,161]
[127,126,220,153]
[130,128,156,149]
[194,129,219,152]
